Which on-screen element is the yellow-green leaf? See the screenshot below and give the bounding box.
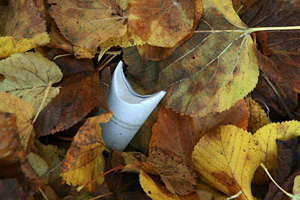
[0,52,63,115]
[192,125,261,200]
[124,0,259,117]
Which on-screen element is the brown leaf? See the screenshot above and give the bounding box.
[149,100,249,166]
[0,0,49,58]
[0,179,26,200]
[102,151,151,200]
[0,112,42,196]
[47,22,97,59]
[146,148,197,195]
[48,0,128,50]
[242,0,300,93]
[265,136,300,200]
[252,52,298,118]
[128,0,197,48]
[34,53,109,136]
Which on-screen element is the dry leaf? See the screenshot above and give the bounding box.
[139,169,180,200]
[192,125,262,200]
[61,112,112,191]
[245,96,269,134]
[147,148,197,195]
[149,100,249,166]
[0,179,26,200]
[34,54,108,136]
[0,92,34,151]
[0,52,63,115]
[49,0,128,50]
[124,0,259,117]
[0,0,49,58]
[128,0,196,48]
[253,121,300,185]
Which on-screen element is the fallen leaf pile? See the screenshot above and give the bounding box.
[0,0,300,199]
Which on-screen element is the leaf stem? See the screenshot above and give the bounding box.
[32,80,54,124]
[77,165,125,192]
[260,163,295,199]
[246,26,300,34]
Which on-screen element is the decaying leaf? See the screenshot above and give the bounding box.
[0,0,49,59]
[253,121,300,185]
[27,152,49,182]
[49,0,128,50]
[245,96,269,134]
[192,125,262,200]
[147,148,197,195]
[140,169,180,200]
[0,52,63,115]
[149,99,249,166]
[34,52,109,136]
[128,0,196,48]
[61,112,112,191]
[242,0,300,117]
[0,179,26,200]
[0,92,34,151]
[0,112,42,196]
[47,21,98,59]
[124,0,259,117]
[264,136,300,200]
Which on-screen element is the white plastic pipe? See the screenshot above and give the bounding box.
[101,61,166,151]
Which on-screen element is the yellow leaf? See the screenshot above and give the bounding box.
[245,97,269,134]
[61,112,112,191]
[253,121,300,185]
[192,125,261,200]
[293,175,300,197]
[139,169,180,200]
[98,31,145,60]
[0,0,49,59]
[0,92,34,151]
[0,52,63,115]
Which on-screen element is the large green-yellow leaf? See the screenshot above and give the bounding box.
[124,0,259,117]
[0,52,63,115]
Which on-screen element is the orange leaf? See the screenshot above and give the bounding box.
[0,0,49,58]
[49,0,127,50]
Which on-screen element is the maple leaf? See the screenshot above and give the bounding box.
[48,0,128,50]
[124,0,259,117]
[0,52,63,115]
[192,125,262,200]
[264,136,300,200]
[0,0,49,59]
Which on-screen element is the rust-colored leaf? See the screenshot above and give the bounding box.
[242,0,300,94]
[0,0,49,58]
[128,0,197,48]
[49,0,128,50]
[149,99,249,166]
[34,53,109,136]
[0,112,42,196]
[146,148,197,195]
